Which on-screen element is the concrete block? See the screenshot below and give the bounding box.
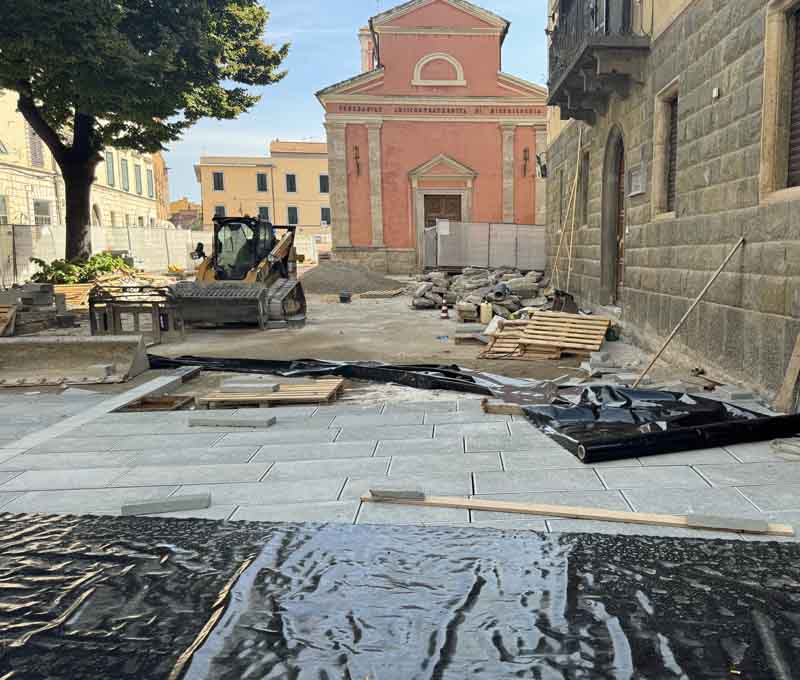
[188,416,276,429]
[712,385,755,401]
[121,493,211,517]
[221,380,279,394]
[590,351,610,363]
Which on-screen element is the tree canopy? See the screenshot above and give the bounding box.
[0,0,288,259]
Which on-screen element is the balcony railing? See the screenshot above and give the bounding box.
[548,0,650,120]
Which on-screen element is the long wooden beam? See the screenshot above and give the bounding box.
[361,492,794,537]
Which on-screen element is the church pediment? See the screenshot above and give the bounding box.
[373,0,508,32]
[409,154,478,179]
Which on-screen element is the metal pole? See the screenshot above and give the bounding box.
[632,237,745,388]
[11,225,18,284]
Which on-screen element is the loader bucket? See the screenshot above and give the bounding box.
[0,336,150,387]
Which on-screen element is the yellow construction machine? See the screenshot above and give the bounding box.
[172,216,307,328]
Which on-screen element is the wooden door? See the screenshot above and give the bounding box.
[424,195,462,228]
[615,142,626,303]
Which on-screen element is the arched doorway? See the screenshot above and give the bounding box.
[601,126,626,304]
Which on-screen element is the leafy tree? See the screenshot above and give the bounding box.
[0,0,288,260]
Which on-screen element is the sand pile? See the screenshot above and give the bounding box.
[300,261,400,294]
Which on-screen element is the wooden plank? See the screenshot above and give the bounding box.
[533,311,612,323]
[199,378,345,407]
[360,494,795,537]
[518,338,603,351]
[481,399,525,416]
[0,306,16,337]
[775,335,800,413]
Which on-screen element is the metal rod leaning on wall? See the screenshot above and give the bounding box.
[633,237,746,388]
[565,130,584,292]
[552,127,583,291]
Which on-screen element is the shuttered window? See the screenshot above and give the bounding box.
[666,97,679,212]
[257,173,268,192]
[788,10,800,187]
[287,206,298,224]
[27,124,44,168]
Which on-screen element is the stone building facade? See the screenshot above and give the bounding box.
[545,0,800,395]
[318,0,548,274]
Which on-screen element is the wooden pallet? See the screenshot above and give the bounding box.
[198,378,346,409]
[0,306,16,337]
[517,311,611,354]
[54,284,95,310]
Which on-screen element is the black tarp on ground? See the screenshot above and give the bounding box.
[1,513,799,679]
[151,355,800,462]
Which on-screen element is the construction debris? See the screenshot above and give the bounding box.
[0,306,16,337]
[362,491,795,537]
[0,283,77,335]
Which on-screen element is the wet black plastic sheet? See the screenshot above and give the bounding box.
[523,385,800,463]
[1,514,799,679]
[151,355,800,462]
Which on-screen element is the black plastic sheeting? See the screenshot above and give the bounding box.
[1,514,799,679]
[149,355,800,462]
[524,385,800,463]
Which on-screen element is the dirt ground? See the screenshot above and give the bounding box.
[154,294,586,381]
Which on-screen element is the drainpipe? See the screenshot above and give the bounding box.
[270,165,277,223]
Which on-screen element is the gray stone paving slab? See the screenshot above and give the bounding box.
[357,502,469,526]
[111,463,271,487]
[474,469,604,494]
[470,518,549,531]
[1,452,138,470]
[0,375,184,453]
[507,421,544,436]
[597,466,710,490]
[174,478,344,505]
[231,501,359,523]
[545,519,741,540]
[113,433,227,451]
[388,453,502,477]
[470,489,631,522]
[0,450,24,465]
[424,413,511,425]
[1,468,124,492]
[336,424,433,442]
[214,429,339,447]
[375,436,464,457]
[250,441,377,463]
[466,434,562,453]
[84,417,331,436]
[457,399,487,413]
[331,413,424,427]
[265,457,391,482]
[735,484,800,512]
[340,473,472,500]
[434,422,510,438]
[382,400,458,414]
[695,462,800,487]
[130,447,260,467]
[0,491,22,509]
[311,404,384,416]
[637,448,739,466]
[621,487,763,517]
[501,451,586,470]
[26,438,117,453]
[1,486,179,514]
[724,442,783,463]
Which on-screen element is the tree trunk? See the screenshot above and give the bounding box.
[62,163,95,261]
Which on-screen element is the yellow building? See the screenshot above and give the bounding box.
[0,90,169,231]
[195,140,332,260]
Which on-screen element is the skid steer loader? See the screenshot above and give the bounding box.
[171,216,307,329]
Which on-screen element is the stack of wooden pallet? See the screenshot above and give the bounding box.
[54,284,95,310]
[359,288,405,299]
[481,311,611,361]
[198,377,346,410]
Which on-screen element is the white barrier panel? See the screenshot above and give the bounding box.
[435,222,546,271]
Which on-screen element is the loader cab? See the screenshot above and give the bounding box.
[210,216,276,281]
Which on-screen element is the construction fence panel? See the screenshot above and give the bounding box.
[435,222,546,271]
[3,224,210,285]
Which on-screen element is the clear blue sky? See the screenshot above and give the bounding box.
[164,0,549,202]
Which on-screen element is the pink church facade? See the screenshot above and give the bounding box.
[317,0,549,273]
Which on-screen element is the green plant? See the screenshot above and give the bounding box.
[29,254,132,284]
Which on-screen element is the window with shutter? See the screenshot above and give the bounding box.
[214,205,226,218]
[213,172,225,191]
[788,10,800,187]
[27,124,44,168]
[134,165,143,195]
[319,175,330,194]
[286,174,297,193]
[105,151,116,187]
[321,207,331,224]
[258,206,270,222]
[666,97,679,212]
[0,196,7,225]
[146,169,155,198]
[257,173,268,192]
[287,206,299,224]
[121,160,130,191]
[33,200,51,226]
